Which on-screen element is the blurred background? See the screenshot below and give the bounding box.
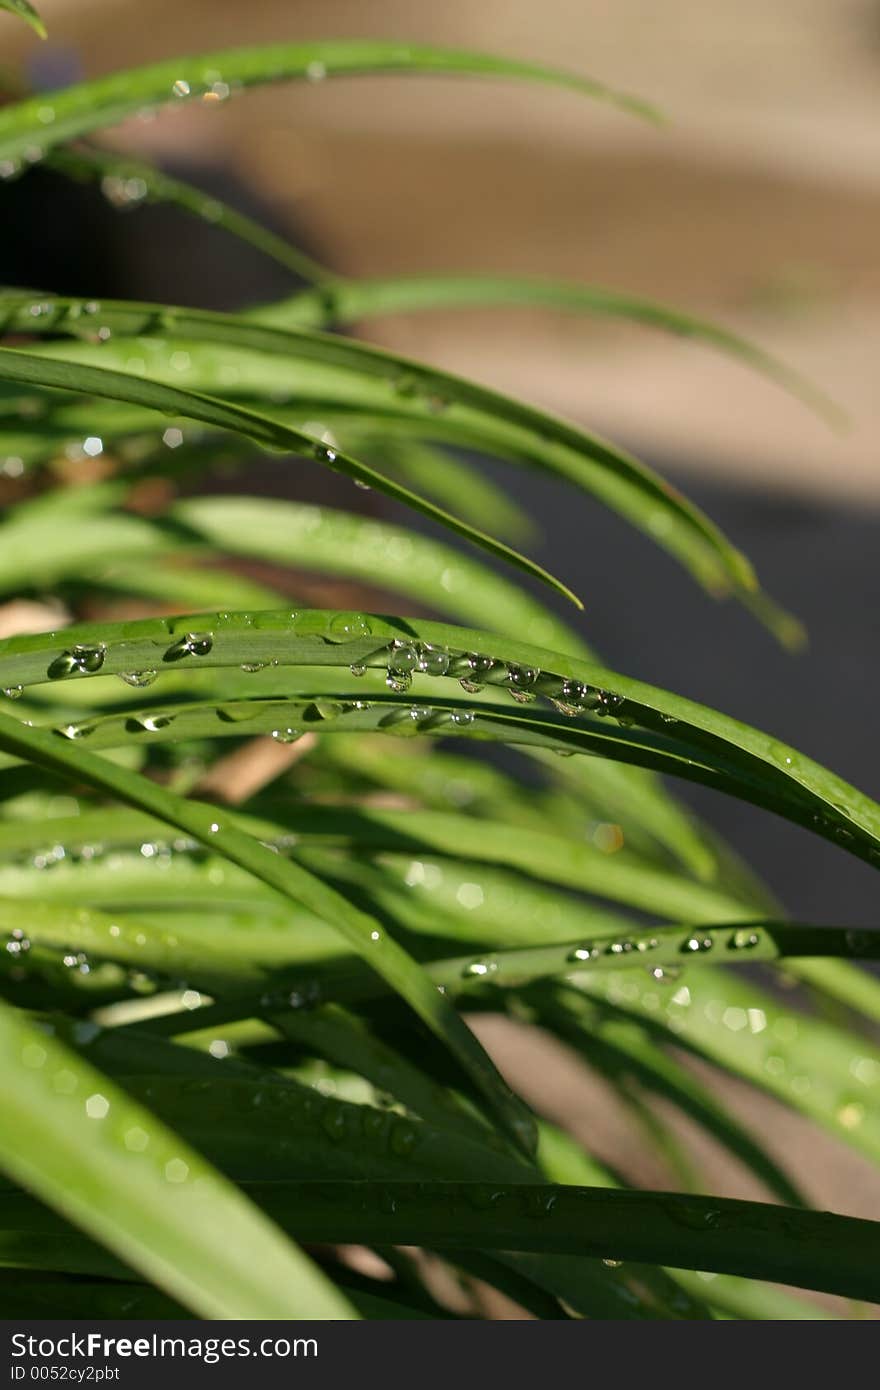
[2,0,879,1247]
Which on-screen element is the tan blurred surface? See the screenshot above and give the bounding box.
[7,0,880,500]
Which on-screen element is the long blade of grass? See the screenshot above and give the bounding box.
[0,705,537,1156]
[0,999,355,1317]
[560,965,880,1162]
[0,0,44,39]
[45,146,334,287]
[1,292,775,612]
[0,609,878,866]
[0,40,660,170]
[21,489,701,877]
[173,495,577,654]
[211,1180,880,1302]
[255,274,842,428]
[0,342,581,608]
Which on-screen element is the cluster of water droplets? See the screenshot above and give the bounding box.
[373,639,636,733]
[168,68,241,105]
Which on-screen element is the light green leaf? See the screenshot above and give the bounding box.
[0,341,581,609]
[255,274,842,428]
[0,293,774,611]
[0,699,537,1157]
[0,40,659,169]
[0,609,874,867]
[0,999,354,1317]
[0,0,45,40]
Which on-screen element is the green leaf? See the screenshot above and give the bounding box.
[0,0,45,40]
[87,490,714,877]
[530,990,805,1206]
[0,998,355,1317]
[0,608,874,868]
[173,495,578,652]
[0,342,581,609]
[562,965,880,1163]
[0,40,660,169]
[45,145,333,287]
[217,1180,880,1302]
[351,433,537,544]
[0,1276,185,1320]
[254,274,842,429]
[0,701,537,1157]
[0,292,775,612]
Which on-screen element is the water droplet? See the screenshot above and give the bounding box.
[59,722,95,741]
[319,1106,347,1142]
[462,957,497,978]
[271,728,302,743]
[21,1043,46,1069]
[47,643,106,680]
[520,1189,557,1218]
[559,680,600,710]
[164,631,213,661]
[389,1119,419,1157]
[722,1007,748,1032]
[837,1100,865,1129]
[602,1258,623,1268]
[649,964,681,982]
[507,665,538,696]
[463,653,494,676]
[388,640,418,672]
[329,612,372,639]
[450,709,475,727]
[2,686,22,700]
[172,79,191,97]
[417,644,450,676]
[73,643,106,673]
[386,672,411,693]
[730,929,761,951]
[118,670,158,689]
[130,713,176,733]
[595,690,625,717]
[303,701,335,726]
[568,943,598,962]
[85,1093,110,1119]
[349,662,367,677]
[684,934,713,953]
